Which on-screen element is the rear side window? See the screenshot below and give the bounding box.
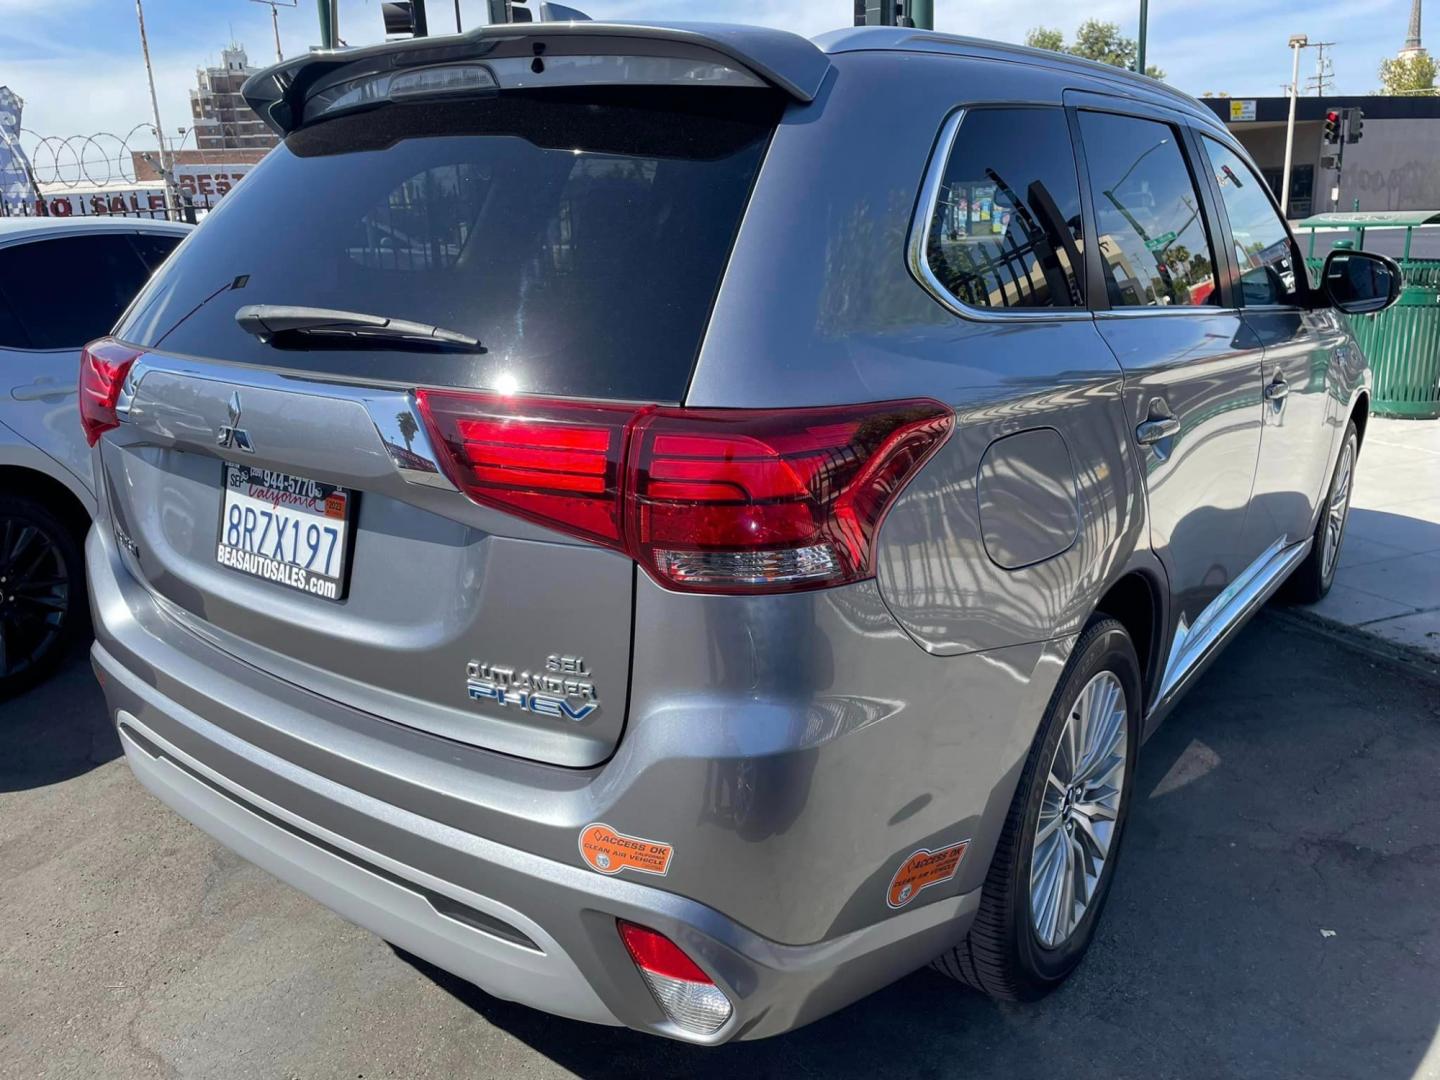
[923,107,1086,311]
[0,286,28,348]
[130,232,184,273]
[0,234,156,349]
[1077,111,1219,308]
[119,88,781,403]
[1202,138,1305,307]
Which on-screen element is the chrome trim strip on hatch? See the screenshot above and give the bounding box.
[1155,536,1311,710]
[116,354,457,492]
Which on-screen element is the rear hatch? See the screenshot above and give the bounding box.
[100,58,784,767]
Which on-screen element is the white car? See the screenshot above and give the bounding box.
[0,216,190,695]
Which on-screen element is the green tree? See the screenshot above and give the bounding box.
[1025,26,1065,52]
[1378,51,1438,94]
[1024,19,1166,81]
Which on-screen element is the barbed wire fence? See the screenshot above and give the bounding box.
[2,124,240,220]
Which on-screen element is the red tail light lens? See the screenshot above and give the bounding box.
[416,389,636,549]
[78,338,141,446]
[629,402,953,592]
[617,920,712,983]
[416,391,953,594]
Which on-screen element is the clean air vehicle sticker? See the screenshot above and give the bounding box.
[579,823,674,877]
[887,840,970,909]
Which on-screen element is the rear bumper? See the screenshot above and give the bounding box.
[88,525,995,1043]
[97,650,979,1043]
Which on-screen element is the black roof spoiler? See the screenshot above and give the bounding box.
[243,21,831,137]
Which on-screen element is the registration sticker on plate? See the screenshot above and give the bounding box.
[215,463,353,601]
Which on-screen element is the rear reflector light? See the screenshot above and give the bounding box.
[79,338,142,446]
[617,920,732,1036]
[416,391,953,594]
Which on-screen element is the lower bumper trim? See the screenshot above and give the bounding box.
[115,709,621,1027]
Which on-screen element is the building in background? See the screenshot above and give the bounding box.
[1207,96,1440,218]
[1400,0,1426,57]
[189,45,278,152]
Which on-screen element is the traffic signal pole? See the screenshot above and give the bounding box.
[317,0,338,48]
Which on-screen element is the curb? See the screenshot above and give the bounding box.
[1264,606,1440,687]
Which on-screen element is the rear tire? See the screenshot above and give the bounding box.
[1283,420,1358,604]
[934,617,1141,1001]
[0,496,85,700]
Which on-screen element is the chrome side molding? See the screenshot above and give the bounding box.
[1156,536,1311,711]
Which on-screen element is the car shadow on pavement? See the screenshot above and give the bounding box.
[1,647,118,793]
[395,617,1440,1080]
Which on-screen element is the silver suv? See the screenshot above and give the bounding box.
[0,217,187,696]
[85,23,1398,1043]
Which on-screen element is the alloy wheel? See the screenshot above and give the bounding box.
[1321,439,1355,583]
[0,514,71,680]
[1029,670,1129,949]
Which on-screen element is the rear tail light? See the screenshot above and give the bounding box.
[417,391,952,594]
[79,338,142,447]
[416,390,634,548]
[617,920,732,1036]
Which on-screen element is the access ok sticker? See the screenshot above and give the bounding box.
[886,839,970,909]
[579,823,674,877]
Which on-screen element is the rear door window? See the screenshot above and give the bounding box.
[0,234,155,349]
[119,88,781,403]
[129,232,185,273]
[1077,111,1220,308]
[1202,138,1306,306]
[922,106,1087,311]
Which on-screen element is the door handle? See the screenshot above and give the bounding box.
[1135,416,1181,445]
[1264,377,1289,402]
[11,379,74,402]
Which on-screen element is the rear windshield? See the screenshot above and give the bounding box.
[118,87,781,403]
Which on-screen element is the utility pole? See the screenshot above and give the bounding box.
[1137,0,1149,74]
[133,0,176,216]
[1306,40,1336,96]
[1281,34,1307,220]
[250,0,297,64]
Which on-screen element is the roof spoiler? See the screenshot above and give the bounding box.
[243,22,831,137]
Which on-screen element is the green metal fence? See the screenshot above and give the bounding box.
[1300,212,1440,420]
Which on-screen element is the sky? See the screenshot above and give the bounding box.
[0,0,1425,155]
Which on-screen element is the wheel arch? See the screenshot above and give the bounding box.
[1090,563,1167,720]
[0,464,93,539]
[1349,390,1369,448]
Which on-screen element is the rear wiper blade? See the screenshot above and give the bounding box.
[235,304,483,352]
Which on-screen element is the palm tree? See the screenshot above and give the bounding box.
[396,411,418,452]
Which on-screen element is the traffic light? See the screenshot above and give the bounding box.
[1322,109,1341,144]
[488,0,531,22]
[1346,107,1364,143]
[855,0,912,26]
[381,0,430,37]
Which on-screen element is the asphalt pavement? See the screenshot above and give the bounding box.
[3,615,1439,1080]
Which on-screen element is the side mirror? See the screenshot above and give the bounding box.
[1321,249,1403,315]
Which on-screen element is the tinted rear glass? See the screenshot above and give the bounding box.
[0,233,156,350]
[119,88,780,402]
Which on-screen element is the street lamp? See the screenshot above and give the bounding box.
[1281,33,1308,220]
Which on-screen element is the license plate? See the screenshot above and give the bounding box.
[215,463,353,601]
